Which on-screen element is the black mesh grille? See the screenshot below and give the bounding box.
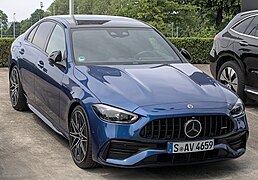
[139,149,227,165]
[223,132,247,151]
[140,115,234,140]
[159,150,222,163]
[104,140,158,160]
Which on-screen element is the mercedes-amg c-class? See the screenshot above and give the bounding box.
[9,15,248,168]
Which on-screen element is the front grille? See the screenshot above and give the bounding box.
[140,115,234,140]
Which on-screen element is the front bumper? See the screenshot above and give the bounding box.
[101,131,247,168]
[87,106,248,168]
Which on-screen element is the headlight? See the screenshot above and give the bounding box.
[230,98,245,117]
[92,104,138,124]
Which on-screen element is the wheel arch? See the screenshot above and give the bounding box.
[67,99,83,125]
[216,52,246,79]
[8,61,17,75]
[67,98,92,128]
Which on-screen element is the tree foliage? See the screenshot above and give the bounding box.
[111,0,200,36]
[0,10,8,34]
[1,0,242,37]
[0,10,8,27]
[19,9,45,34]
[180,0,241,28]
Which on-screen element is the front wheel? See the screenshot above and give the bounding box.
[69,105,99,169]
[217,61,246,102]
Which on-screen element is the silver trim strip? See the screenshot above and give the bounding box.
[230,14,258,40]
[232,14,258,28]
[245,89,258,95]
[251,70,258,75]
[241,10,258,16]
[231,28,258,40]
[28,104,64,137]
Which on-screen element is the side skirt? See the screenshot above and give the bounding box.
[245,86,258,101]
[28,104,68,138]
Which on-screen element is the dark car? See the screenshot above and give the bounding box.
[9,15,248,168]
[210,10,258,102]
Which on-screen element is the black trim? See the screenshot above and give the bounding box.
[103,140,159,160]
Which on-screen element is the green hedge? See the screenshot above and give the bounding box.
[169,37,213,64]
[0,37,213,67]
[0,38,15,67]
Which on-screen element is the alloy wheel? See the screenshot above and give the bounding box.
[69,109,88,163]
[9,68,20,106]
[219,67,238,92]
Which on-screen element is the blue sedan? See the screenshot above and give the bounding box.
[9,15,248,168]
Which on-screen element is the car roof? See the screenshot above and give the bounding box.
[44,15,151,29]
[224,10,258,29]
[239,10,258,17]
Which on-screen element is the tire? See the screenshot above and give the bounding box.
[69,105,99,169]
[217,61,246,102]
[9,65,28,111]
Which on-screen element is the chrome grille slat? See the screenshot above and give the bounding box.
[215,116,218,136]
[151,121,154,139]
[209,117,212,136]
[203,116,207,137]
[178,118,181,139]
[172,118,175,139]
[164,119,168,139]
[220,116,223,135]
[158,119,161,139]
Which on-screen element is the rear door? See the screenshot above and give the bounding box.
[18,25,39,104]
[232,15,258,89]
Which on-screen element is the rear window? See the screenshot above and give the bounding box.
[27,25,38,42]
[232,17,254,34]
[245,16,258,36]
[32,22,55,50]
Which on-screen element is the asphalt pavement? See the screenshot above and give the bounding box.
[0,65,258,180]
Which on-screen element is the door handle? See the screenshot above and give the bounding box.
[19,48,25,55]
[37,60,44,69]
[239,41,249,46]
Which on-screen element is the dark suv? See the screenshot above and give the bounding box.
[210,10,258,102]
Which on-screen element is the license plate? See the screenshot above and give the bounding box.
[167,139,214,154]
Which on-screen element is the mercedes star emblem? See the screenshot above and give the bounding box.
[184,119,202,138]
[187,104,194,109]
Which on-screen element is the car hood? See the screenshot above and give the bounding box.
[74,63,236,112]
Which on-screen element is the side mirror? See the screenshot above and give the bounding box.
[180,48,192,62]
[48,51,62,64]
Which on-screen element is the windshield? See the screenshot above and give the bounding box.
[72,28,182,65]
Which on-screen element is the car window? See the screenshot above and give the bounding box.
[249,26,258,37]
[246,16,258,37]
[72,28,181,65]
[232,16,254,34]
[46,24,66,56]
[148,37,171,56]
[27,25,38,42]
[32,21,55,50]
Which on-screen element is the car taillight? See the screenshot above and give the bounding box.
[214,35,219,41]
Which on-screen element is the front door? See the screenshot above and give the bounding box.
[34,23,67,125]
